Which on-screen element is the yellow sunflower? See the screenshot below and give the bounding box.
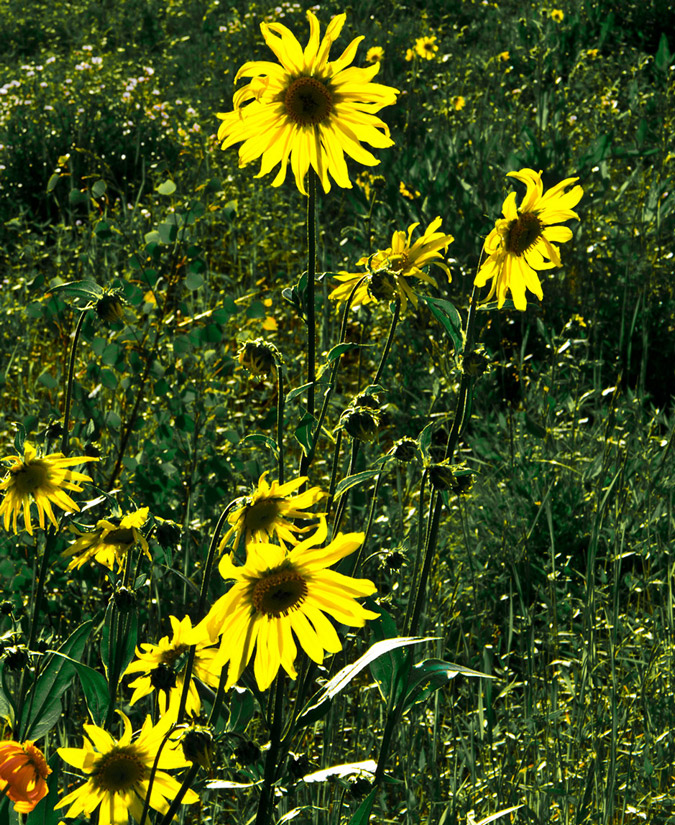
[216,10,399,195]
[62,508,150,572]
[124,615,226,719]
[221,472,325,553]
[414,35,439,60]
[366,45,384,63]
[202,520,378,691]
[0,739,51,813]
[474,168,583,310]
[56,711,198,825]
[330,216,454,313]
[0,442,98,535]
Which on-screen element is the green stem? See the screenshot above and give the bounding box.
[373,296,401,386]
[15,528,57,739]
[407,286,480,637]
[301,275,368,477]
[332,437,360,534]
[276,366,285,485]
[254,671,286,825]
[62,309,88,454]
[175,497,242,725]
[306,168,317,422]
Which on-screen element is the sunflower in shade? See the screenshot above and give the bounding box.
[0,442,98,535]
[330,216,454,312]
[124,615,226,719]
[0,739,51,813]
[216,10,399,195]
[475,168,583,310]
[62,508,150,572]
[202,520,378,692]
[56,712,198,824]
[220,472,325,553]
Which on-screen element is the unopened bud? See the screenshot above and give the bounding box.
[238,339,280,377]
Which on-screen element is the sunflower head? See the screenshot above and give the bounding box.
[474,167,583,310]
[216,10,399,195]
[0,739,51,813]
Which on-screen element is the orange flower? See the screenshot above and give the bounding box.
[0,740,51,813]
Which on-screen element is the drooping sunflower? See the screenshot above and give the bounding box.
[474,168,583,310]
[220,472,325,553]
[124,615,226,719]
[202,520,379,692]
[0,443,98,536]
[330,216,454,313]
[0,739,51,813]
[62,508,151,572]
[216,10,399,195]
[56,712,198,825]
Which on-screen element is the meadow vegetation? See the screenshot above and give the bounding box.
[0,0,674,823]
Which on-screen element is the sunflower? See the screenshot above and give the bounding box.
[0,443,98,536]
[366,46,384,64]
[414,35,439,60]
[474,168,583,310]
[56,711,198,825]
[330,216,454,313]
[202,520,378,691]
[62,508,151,572]
[0,739,51,813]
[124,615,226,719]
[221,472,325,553]
[216,10,399,195]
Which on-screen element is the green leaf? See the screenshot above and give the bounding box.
[92,179,107,198]
[418,421,434,461]
[158,221,178,244]
[43,651,109,726]
[332,470,381,502]
[295,636,434,729]
[655,33,673,73]
[241,433,279,459]
[422,295,463,352]
[325,342,367,363]
[347,788,377,825]
[49,278,104,300]
[185,271,204,290]
[100,604,138,682]
[157,179,177,196]
[21,621,94,740]
[226,686,256,733]
[402,658,492,712]
[37,370,57,389]
[294,412,316,457]
[286,382,314,405]
[46,173,60,193]
[476,298,517,311]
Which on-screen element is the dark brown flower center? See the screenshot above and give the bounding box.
[24,742,51,779]
[161,643,189,667]
[505,212,543,255]
[92,746,147,792]
[386,252,408,273]
[284,77,333,126]
[106,527,135,546]
[244,498,281,533]
[12,461,49,495]
[252,569,308,617]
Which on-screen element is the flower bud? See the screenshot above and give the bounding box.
[234,739,261,766]
[112,586,136,612]
[181,726,215,769]
[462,351,489,377]
[238,339,280,377]
[340,408,378,442]
[428,462,455,491]
[389,437,418,463]
[155,518,181,549]
[96,292,126,323]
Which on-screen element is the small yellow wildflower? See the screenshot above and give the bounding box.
[451,95,465,111]
[550,9,564,22]
[366,46,384,63]
[414,35,438,60]
[497,51,510,62]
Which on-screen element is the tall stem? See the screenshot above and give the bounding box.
[373,297,401,386]
[306,169,317,422]
[276,366,285,485]
[255,672,286,825]
[62,309,88,454]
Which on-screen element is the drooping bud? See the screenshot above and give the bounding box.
[238,338,280,378]
[389,437,418,463]
[96,292,126,323]
[181,725,215,770]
